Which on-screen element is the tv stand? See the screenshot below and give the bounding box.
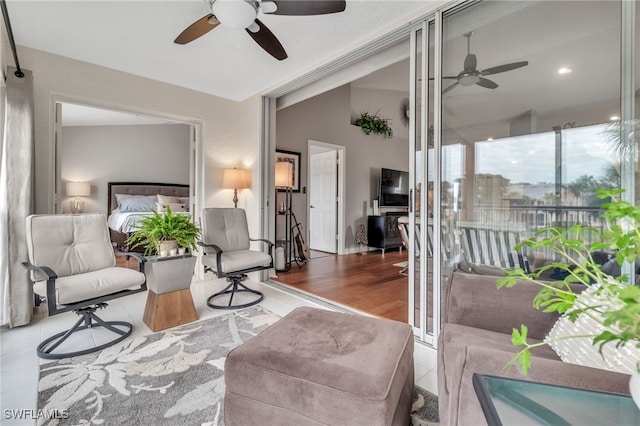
[367,212,404,254]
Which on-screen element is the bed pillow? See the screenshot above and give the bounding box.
[157,194,180,205]
[156,202,187,213]
[179,197,190,209]
[116,195,156,212]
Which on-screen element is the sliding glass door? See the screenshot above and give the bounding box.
[405,0,634,345]
[266,0,637,347]
[433,0,625,343]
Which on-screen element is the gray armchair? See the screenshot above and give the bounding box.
[23,213,147,359]
[199,208,274,309]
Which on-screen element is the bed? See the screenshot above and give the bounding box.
[107,182,190,252]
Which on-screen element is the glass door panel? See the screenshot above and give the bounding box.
[439,0,622,311]
[409,26,425,336]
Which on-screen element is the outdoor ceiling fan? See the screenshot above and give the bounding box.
[441,32,528,94]
[174,0,347,60]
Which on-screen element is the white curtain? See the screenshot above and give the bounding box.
[0,67,34,327]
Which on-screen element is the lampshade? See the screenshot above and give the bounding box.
[275,161,293,188]
[66,182,91,197]
[222,168,251,189]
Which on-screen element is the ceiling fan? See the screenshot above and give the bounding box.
[441,32,528,94]
[174,0,347,61]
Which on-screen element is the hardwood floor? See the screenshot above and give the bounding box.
[274,250,409,323]
[115,251,141,269]
[116,248,411,323]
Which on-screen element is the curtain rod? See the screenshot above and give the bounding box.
[0,0,24,78]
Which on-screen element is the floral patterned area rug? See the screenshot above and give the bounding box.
[37,306,439,425]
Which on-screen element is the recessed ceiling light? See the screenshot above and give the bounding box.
[610,115,620,121]
[558,67,572,75]
[487,137,494,141]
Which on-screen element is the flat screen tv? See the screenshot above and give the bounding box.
[379,168,409,207]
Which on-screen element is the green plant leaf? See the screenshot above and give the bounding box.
[126,206,200,255]
[512,325,528,346]
[519,349,532,375]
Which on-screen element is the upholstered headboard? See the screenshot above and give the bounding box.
[107,182,190,214]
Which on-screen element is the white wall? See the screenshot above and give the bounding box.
[350,86,410,142]
[17,45,262,233]
[276,84,409,252]
[61,123,190,214]
[0,17,7,84]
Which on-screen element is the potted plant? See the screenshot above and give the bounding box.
[355,111,394,139]
[497,189,640,406]
[126,206,200,256]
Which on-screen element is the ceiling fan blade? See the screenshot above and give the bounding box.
[481,61,528,76]
[463,53,477,71]
[443,82,459,94]
[246,19,288,60]
[174,14,220,44]
[267,0,346,15]
[476,77,498,89]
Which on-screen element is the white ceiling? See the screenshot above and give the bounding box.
[7,0,442,102]
[349,0,628,144]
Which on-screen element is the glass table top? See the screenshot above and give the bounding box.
[473,373,639,426]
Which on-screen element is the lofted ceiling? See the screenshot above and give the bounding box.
[6,0,442,102]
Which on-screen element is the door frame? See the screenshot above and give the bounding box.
[307,140,346,255]
[49,93,206,278]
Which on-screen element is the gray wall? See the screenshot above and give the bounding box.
[276,84,409,253]
[61,123,190,214]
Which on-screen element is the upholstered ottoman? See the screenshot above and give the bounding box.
[224,307,414,425]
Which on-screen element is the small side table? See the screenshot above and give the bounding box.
[473,373,638,426]
[142,254,198,332]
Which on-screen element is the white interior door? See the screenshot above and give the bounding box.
[309,149,337,253]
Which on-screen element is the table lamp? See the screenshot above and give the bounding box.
[67,181,91,214]
[222,168,251,208]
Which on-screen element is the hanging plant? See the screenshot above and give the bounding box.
[355,111,394,139]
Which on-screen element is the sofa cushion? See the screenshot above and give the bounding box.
[438,323,559,426]
[443,273,570,340]
[439,322,559,395]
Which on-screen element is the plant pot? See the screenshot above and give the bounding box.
[145,255,197,294]
[631,366,640,410]
[159,240,178,256]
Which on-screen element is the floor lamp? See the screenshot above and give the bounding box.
[275,161,293,271]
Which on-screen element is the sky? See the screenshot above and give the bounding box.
[419,123,618,188]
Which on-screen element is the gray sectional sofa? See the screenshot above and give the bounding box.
[437,272,632,425]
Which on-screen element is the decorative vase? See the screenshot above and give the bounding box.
[631,366,640,410]
[159,240,178,256]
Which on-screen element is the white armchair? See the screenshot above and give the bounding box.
[199,208,273,309]
[23,214,147,359]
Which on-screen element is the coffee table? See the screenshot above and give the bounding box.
[473,373,638,426]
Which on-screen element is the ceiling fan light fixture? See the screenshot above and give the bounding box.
[557,67,572,75]
[260,1,277,14]
[212,0,258,29]
[458,73,480,86]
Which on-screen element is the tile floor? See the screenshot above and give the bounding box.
[0,278,438,425]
